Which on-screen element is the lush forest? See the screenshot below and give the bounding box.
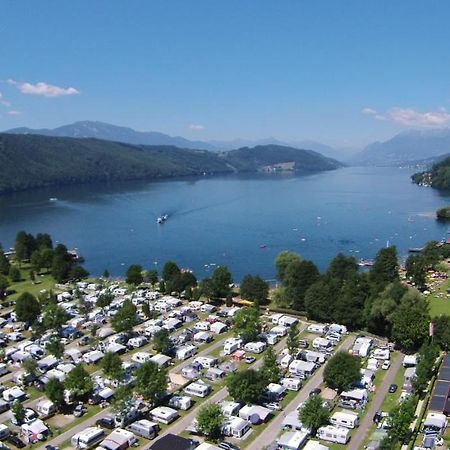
[412,155,450,189]
[0,134,343,194]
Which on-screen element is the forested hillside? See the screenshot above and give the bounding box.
[0,134,342,193]
[412,155,450,190]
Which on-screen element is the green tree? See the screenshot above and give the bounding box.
[69,265,89,281]
[284,259,320,311]
[299,395,330,434]
[146,269,158,285]
[326,253,358,283]
[323,352,361,392]
[96,292,114,309]
[240,275,269,305]
[14,231,36,261]
[287,322,300,356]
[45,378,65,409]
[15,292,41,324]
[0,275,9,299]
[30,250,44,273]
[111,300,138,333]
[233,306,261,343]
[275,251,301,282]
[210,266,233,298]
[196,403,224,440]
[22,358,38,378]
[112,385,134,414]
[36,233,53,249]
[226,369,265,404]
[405,254,427,288]
[102,269,110,279]
[304,279,335,323]
[153,329,173,355]
[43,303,69,330]
[412,343,439,396]
[162,261,180,282]
[391,291,429,351]
[135,361,168,404]
[387,397,416,444]
[8,265,21,282]
[370,246,399,291]
[433,315,450,351]
[260,346,279,384]
[51,254,71,283]
[126,264,143,285]
[0,248,10,275]
[101,352,125,380]
[46,336,65,358]
[65,364,94,399]
[11,400,25,424]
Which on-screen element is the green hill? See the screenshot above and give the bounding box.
[0,134,343,194]
[412,155,450,190]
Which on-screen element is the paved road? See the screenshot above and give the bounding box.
[348,353,404,450]
[246,334,355,450]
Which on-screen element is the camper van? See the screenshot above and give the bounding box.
[184,380,211,398]
[223,339,242,355]
[330,411,359,429]
[150,406,179,424]
[317,425,350,444]
[36,399,57,419]
[71,427,105,449]
[176,345,197,360]
[244,341,267,354]
[126,420,159,440]
[281,378,302,391]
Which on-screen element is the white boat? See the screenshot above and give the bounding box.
[157,214,169,224]
[49,197,58,202]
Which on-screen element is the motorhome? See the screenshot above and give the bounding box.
[244,341,267,354]
[184,380,211,398]
[36,399,57,419]
[280,354,294,369]
[71,427,105,449]
[223,339,242,355]
[317,425,350,444]
[330,411,359,429]
[270,325,288,337]
[127,336,148,349]
[168,395,192,410]
[281,378,302,391]
[193,356,218,369]
[307,324,328,335]
[176,345,197,360]
[126,420,159,440]
[278,316,298,327]
[150,406,179,424]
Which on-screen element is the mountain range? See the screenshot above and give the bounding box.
[352,128,450,166]
[5,121,342,159]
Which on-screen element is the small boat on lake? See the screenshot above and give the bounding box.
[358,259,374,267]
[157,214,169,224]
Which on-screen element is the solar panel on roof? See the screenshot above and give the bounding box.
[434,380,450,396]
[439,367,450,382]
[429,395,446,412]
[442,355,450,368]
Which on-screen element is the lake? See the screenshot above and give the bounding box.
[1,166,449,282]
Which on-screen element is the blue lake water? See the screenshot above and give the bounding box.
[1,166,450,282]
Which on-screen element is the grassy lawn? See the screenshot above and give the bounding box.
[426,278,450,317]
[5,265,57,302]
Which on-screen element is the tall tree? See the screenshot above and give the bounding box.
[101,352,125,380]
[152,329,173,355]
[299,395,330,434]
[45,378,65,409]
[287,322,300,356]
[43,303,69,330]
[275,251,301,282]
[162,260,181,282]
[51,254,71,283]
[210,266,233,298]
[323,352,361,392]
[433,315,450,350]
[370,246,399,291]
[226,369,266,404]
[405,254,427,288]
[135,361,168,404]
[111,300,138,333]
[15,292,41,325]
[0,275,9,299]
[233,306,261,343]
[326,253,358,284]
[35,233,53,249]
[240,274,269,305]
[126,264,143,285]
[65,364,93,400]
[8,265,21,282]
[196,404,224,440]
[260,346,279,384]
[46,336,65,358]
[387,397,416,444]
[0,248,10,275]
[304,279,335,323]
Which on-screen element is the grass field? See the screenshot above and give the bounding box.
[426,277,450,317]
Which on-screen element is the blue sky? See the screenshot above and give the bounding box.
[1,0,450,147]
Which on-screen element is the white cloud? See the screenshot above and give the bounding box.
[189,124,205,130]
[7,110,21,115]
[7,79,80,97]
[388,107,450,127]
[362,105,450,127]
